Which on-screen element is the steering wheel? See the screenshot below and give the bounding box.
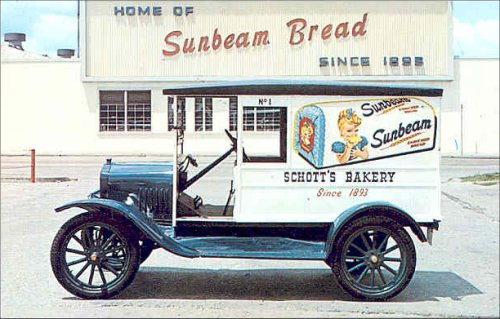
[224,129,251,162]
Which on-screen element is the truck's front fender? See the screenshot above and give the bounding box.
[55,199,200,258]
[324,201,427,259]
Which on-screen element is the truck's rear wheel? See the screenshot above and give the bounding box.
[330,215,416,301]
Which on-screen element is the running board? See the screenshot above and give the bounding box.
[175,236,327,260]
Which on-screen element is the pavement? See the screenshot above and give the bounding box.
[1,156,499,318]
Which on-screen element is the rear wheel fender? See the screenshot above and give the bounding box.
[325,202,426,259]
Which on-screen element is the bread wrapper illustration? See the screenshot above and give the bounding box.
[292,97,437,169]
[294,105,325,167]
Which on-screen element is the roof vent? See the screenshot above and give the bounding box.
[4,33,26,51]
[57,49,75,59]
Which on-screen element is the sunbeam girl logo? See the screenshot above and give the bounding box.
[332,108,369,164]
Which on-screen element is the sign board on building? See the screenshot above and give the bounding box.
[83,1,452,80]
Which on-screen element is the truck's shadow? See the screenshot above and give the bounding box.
[116,267,482,302]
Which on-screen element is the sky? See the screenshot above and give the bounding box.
[0,1,499,58]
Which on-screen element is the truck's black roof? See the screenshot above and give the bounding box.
[162,80,443,97]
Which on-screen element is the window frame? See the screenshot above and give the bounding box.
[170,95,237,133]
[168,96,186,131]
[99,91,125,132]
[228,97,238,131]
[126,90,151,132]
[194,97,213,132]
[242,106,287,163]
[99,90,151,132]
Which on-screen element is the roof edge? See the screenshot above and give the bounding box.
[162,80,444,97]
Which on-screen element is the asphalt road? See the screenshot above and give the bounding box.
[1,156,498,318]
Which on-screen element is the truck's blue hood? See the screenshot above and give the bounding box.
[107,161,173,186]
[100,161,174,199]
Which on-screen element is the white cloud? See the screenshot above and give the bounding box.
[23,14,77,56]
[454,17,499,57]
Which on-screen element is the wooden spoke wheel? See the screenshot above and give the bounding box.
[330,216,416,301]
[51,213,140,299]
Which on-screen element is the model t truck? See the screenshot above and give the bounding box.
[51,81,442,300]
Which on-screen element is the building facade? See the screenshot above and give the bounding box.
[1,1,498,156]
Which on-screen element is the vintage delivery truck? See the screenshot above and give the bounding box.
[51,80,442,300]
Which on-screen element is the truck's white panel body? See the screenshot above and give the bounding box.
[235,95,441,223]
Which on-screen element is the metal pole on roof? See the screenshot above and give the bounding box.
[77,0,80,58]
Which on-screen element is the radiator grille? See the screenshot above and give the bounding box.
[137,187,172,224]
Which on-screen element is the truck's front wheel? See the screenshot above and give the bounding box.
[330,215,416,301]
[50,212,140,299]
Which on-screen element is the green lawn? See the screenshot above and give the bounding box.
[460,172,500,186]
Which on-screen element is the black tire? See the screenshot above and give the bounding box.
[50,212,140,299]
[329,215,416,301]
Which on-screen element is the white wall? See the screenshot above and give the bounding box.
[0,61,164,155]
[0,61,235,155]
[1,58,498,157]
[459,58,499,157]
[1,61,90,155]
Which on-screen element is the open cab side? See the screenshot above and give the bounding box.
[168,93,328,259]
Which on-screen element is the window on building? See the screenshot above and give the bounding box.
[228,97,238,131]
[205,98,213,131]
[243,107,255,131]
[99,90,151,132]
[127,91,151,131]
[99,91,125,131]
[167,96,174,131]
[168,97,186,131]
[194,97,213,131]
[242,107,281,131]
[241,106,287,163]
